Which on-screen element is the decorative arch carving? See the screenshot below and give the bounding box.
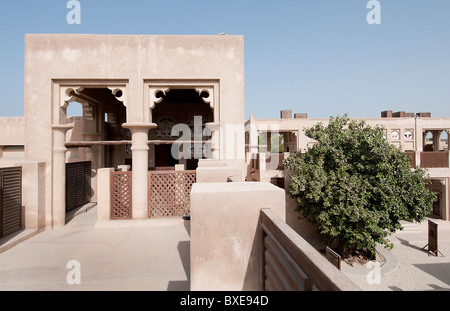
[108,87,127,107]
[145,81,219,126]
[60,86,85,109]
[149,87,171,110]
[195,87,214,109]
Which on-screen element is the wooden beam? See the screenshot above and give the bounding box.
[65,140,211,148]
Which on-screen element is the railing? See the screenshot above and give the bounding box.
[420,151,449,168]
[149,167,176,171]
[260,209,360,291]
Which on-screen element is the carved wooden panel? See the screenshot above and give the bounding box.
[148,171,196,217]
[111,172,132,220]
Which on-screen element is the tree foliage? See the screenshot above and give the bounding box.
[285,115,436,257]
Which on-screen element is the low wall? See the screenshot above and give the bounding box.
[19,162,46,230]
[97,168,114,223]
[196,159,246,183]
[261,209,360,291]
[190,182,286,291]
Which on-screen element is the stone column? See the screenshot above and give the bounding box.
[423,131,429,151]
[83,133,102,202]
[259,152,266,171]
[433,130,442,152]
[122,122,156,220]
[246,122,258,163]
[51,124,73,229]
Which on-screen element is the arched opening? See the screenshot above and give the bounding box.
[150,89,213,170]
[424,131,433,151]
[423,130,448,152]
[67,101,83,117]
[63,87,128,210]
[66,101,84,161]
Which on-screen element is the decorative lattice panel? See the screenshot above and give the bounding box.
[149,171,196,217]
[111,172,132,220]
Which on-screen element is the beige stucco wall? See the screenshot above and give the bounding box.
[249,116,450,153]
[0,117,25,167]
[0,117,24,146]
[190,182,285,291]
[66,116,84,162]
[247,114,450,224]
[24,34,245,228]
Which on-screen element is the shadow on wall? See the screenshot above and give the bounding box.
[243,215,263,291]
[284,172,322,252]
[285,193,322,251]
[242,197,324,291]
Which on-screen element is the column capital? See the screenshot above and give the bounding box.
[51,124,74,133]
[123,123,156,152]
[60,86,84,109]
[122,122,157,132]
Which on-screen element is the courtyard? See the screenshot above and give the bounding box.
[0,206,190,291]
[341,218,450,291]
[1,203,450,291]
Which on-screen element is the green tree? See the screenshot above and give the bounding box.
[285,115,436,258]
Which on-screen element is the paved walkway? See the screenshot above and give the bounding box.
[2,204,450,291]
[0,206,190,291]
[342,218,450,291]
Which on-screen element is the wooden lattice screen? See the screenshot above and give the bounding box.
[148,171,196,217]
[66,162,91,213]
[1,167,22,239]
[111,171,132,220]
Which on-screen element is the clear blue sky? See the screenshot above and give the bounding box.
[0,0,449,119]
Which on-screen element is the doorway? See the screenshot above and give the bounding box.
[155,145,178,168]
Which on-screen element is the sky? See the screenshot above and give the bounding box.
[0,0,449,120]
